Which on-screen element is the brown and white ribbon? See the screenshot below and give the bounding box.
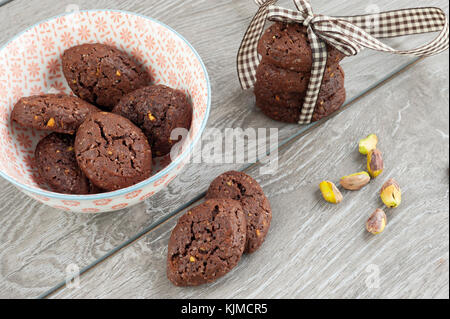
[237,0,449,124]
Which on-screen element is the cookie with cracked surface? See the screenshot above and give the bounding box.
[11,94,99,134]
[75,112,152,191]
[35,133,97,194]
[62,43,152,110]
[113,85,192,157]
[206,171,272,253]
[257,22,345,72]
[167,198,247,286]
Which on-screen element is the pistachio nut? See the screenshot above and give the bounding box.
[366,209,387,235]
[380,178,402,208]
[319,181,343,204]
[359,134,378,155]
[340,171,371,190]
[367,149,384,178]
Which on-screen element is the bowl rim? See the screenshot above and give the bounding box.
[0,9,211,200]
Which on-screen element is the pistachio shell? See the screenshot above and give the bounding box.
[340,171,371,190]
[359,134,378,155]
[367,149,384,178]
[366,209,387,235]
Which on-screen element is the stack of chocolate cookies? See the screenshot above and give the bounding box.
[167,171,272,286]
[255,22,347,123]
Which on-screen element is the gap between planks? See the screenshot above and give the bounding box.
[38,56,425,299]
[0,0,13,8]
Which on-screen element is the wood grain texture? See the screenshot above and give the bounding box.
[0,0,448,298]
[52,53,450,299]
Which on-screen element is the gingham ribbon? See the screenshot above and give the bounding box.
[237,0,449,124]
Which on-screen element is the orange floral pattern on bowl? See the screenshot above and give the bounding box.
[0,10,210,213]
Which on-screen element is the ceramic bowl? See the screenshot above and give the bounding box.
[0,10,210,213]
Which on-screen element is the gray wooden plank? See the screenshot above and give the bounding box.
[0,0,448,298]
[51,53,450,299]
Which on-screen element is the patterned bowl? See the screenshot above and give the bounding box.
[0,10,210,213]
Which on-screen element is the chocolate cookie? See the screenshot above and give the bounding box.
[255,65,345,108]
[256,86,347,123]
[35,133,95,194]
[257,22,345,72]
[167,198,247,286]
[206,171,272,254]
[11,94,99,134]
[112,85,192,157]
[256,61,341,93]
[75,112,152,191]
[62,43,152,110]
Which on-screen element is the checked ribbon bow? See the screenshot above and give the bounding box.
[237,0,449,124]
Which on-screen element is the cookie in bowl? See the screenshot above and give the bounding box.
[35,133,97,195]
[75,112,152,191]
[11,94,99,135]
[62,43,152,110]
[113,85,192,157]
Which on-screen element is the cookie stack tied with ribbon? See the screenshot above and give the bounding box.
[237,0,449,124]
[254,22,346,123]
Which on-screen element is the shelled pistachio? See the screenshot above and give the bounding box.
[359,134,378,155]
[319,181,343,204]
[380,178,402,208]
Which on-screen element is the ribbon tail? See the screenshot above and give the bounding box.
[315,15,449,58]
[338,7,448,39]
[237,0,278,90]
[298,28,328,124]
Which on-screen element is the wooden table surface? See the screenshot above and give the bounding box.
[0,0,448,299]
